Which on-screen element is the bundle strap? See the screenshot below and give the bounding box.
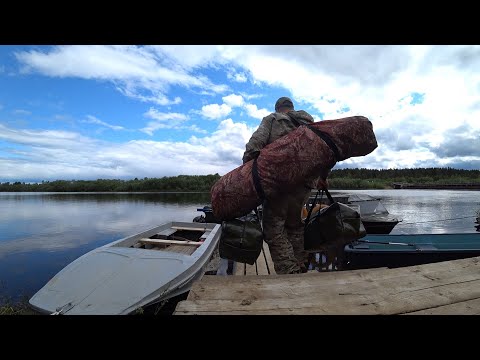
[306,125,340,161]
[251,157,265,201]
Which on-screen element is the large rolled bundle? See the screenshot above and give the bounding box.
[211,116,377,221]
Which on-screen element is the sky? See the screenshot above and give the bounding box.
[0,45,479,183]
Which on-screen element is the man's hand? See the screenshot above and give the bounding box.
[242,151,260,164]
[316,177,329,190]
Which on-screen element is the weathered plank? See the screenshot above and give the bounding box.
[262,241,276,275]
[175,256,480,315]
[171,226,207,232]
[160,245,197,255]
[245,262,258,275]
[234,262,246,276]
[175,279,480,315]
[406,298,480,315]
[139,238,202,246]
[233,241,275,276]
[193,266,480,302]
[156,228,177,237]
[255,246,270,275]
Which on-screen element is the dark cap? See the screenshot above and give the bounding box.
[275,97,294,111]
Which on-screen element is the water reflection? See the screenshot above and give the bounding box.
[1,190,479,305]
[0,192,211,204]
[0,193,211,256]
[342,189,480,234]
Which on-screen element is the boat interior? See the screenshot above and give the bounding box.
[112,224,214,255]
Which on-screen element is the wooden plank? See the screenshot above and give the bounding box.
[245,262,257,275]
[171,226,207,232]
[235,242,275,276]
[157,228,177,237]
[174,278,480,314]
[161,245,197,255]
[175,256,480,315]
[234,262,246,276]
[139,238,202,246]
[184,266,382,301]
[233,249,265,276]
[255,247,270,275]
[262,241,276,275]
[406,297,480,315]
[182,260,480,302]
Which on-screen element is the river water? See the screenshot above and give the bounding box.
[1,190,479,304]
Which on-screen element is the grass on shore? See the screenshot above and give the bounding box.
[0,297,39,315]
[0,292,188,315]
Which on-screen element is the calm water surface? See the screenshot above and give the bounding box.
[0,190,479,304]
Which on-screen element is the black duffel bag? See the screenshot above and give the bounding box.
[304,189,366,251]
[219,211,263,265]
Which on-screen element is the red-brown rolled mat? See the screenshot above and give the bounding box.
[211,116,377,221]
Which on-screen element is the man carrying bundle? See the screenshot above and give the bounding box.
[243,97,329,274]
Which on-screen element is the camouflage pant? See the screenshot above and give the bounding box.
[262,187,312,274]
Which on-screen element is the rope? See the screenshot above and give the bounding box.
[50,302,73,315]
[396,215,476,225]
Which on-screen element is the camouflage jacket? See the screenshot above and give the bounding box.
[242,110,315,163]
[242,110,328,188]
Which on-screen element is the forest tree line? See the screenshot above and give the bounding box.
[1,168,479,192]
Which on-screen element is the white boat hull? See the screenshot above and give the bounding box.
[29,222,221,315]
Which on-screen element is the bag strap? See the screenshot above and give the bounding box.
[253,207,264,235]
[251,157,265,201]
[304,190,325,229]
[323,189,347,231]
[304,188,337,229]
[323,188,335,204]
[304,191,318,230]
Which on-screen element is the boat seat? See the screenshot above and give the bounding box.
[156,228,177,237]
[139,238,202,246]
[157,245,197,255]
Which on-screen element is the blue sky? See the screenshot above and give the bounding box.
[1,45,479,182]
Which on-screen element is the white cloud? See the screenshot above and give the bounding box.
[7,45,480,175]
[140,108,189,135]
[14,45,229,105]
[12,109,31,116]
[143,109,188,122]
[151,45,223,69]
[227,69,248,83]
[240,93,263,100]
[182,124,208,134]
[222,94,244,107]
[234,73,247,82]
[82,115,125,131]
[189,118,254,166]
[0,123,96,150]
[244,104,270,120]
[208,45,480,169]
[116,86,182,106]
[200,103,232,120]
[0,118,259,182]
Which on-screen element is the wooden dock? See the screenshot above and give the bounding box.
[231,241,277,276]
[174,247,480,315]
